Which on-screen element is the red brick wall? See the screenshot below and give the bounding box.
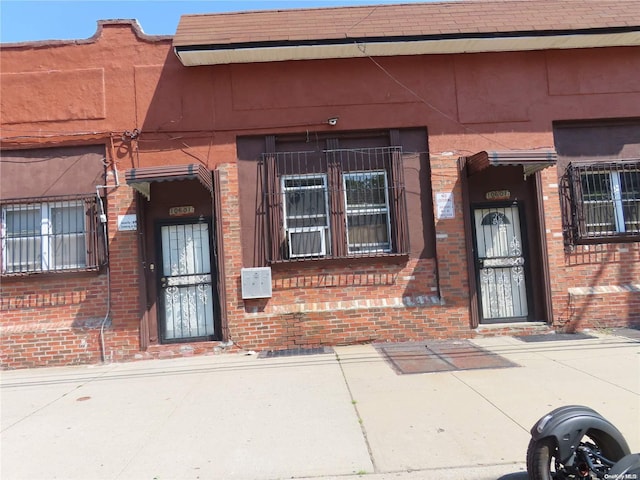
[0,276,108,368]
[540,169,640,331]
[235,258,456,350]
[100,176,143,362]
[429,153,470,302]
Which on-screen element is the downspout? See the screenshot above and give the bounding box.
[96,157,120,363]
[458,156,480,328]
[94,187,110,363]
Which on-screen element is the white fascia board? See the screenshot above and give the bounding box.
[175,31,640,66]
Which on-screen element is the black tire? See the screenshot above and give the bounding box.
[526,430,628,480]
[527,436,557,480]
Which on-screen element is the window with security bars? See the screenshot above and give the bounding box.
[564,161,640,244]
[343,171,391,253]
[282,174,330,257]
[263,146,408,262]
[1,194,106,275]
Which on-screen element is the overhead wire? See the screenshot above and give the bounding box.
[344,7,554,153]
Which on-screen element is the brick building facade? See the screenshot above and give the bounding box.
[1,0,639,368]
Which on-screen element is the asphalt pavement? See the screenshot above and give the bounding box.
[1,330,638,480]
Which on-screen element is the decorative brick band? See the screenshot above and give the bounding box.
[568,284,640,295]
[248,295,442,316]
[0,318,107,333]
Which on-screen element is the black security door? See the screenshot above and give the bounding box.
[472,203,530,322]
[157,219,217,342]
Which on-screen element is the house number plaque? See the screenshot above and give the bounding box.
[169,206,195,216]
[485,190,511,201]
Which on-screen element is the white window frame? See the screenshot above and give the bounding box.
[343,170,392,254]
[1,200,87,273]
[281,174,330,258]
[287,227,327,258]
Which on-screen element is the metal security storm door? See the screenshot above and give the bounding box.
[157,220,217,342]
[472,203,529,323]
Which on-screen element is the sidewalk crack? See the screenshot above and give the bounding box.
[334,350,379,474]
[451,371,530,434]
[0,365,116,433]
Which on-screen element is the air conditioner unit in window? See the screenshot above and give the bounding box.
[287,227,326,258]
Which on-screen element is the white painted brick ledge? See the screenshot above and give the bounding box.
[568,284,640,296]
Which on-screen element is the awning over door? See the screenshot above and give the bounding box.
[466,150,557,178]
[125,164,213,200]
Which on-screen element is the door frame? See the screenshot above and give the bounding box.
[154,216,222,344]
[470,201,533,324]
[459,157,553,328]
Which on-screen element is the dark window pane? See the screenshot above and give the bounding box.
[621,170,640,232]
[285,189,326,218]
[284,176,325,189]
[287,217,328,228]
[347,213,390,250]
[584,202,615,233]
[345,172,386,206]
[6,208,41,236]
[289,229,324,257]
[620,171,640,199]
[52,205,84,234]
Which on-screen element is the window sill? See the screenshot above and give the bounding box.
[571,234,640,246]
[0,266,105,282]
[269,253,409,271]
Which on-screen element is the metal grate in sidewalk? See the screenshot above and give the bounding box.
[516,332,595,342]
[376,340,518,375]
[611,327,640,342]
[258,347,335,358]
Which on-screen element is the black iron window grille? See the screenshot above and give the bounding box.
[1,193,107,275]
[563,161,640,245]
[262,146,408,262]
[343,170,392,254]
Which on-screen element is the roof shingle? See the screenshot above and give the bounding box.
[174,0,640,47]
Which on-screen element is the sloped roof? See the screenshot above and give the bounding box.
[175,0,640,47]
[174,0,640,65]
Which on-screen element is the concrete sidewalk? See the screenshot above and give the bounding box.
[1,331,638,480]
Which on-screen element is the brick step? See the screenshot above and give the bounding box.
[474,321,552,338]
[136,341,238,361]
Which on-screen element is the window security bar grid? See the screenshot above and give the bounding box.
[343,170,392,254]
[1,193,106,275]
[566,161,640,244]
[261,146,409,262]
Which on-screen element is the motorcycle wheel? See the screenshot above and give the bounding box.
[526,430,628,480]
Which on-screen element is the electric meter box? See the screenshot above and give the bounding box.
[241,267,273,299]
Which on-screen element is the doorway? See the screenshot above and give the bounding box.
[157,220,218,342]
[472,203,530,323]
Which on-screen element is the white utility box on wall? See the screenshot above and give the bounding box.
[241,267,273,299]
